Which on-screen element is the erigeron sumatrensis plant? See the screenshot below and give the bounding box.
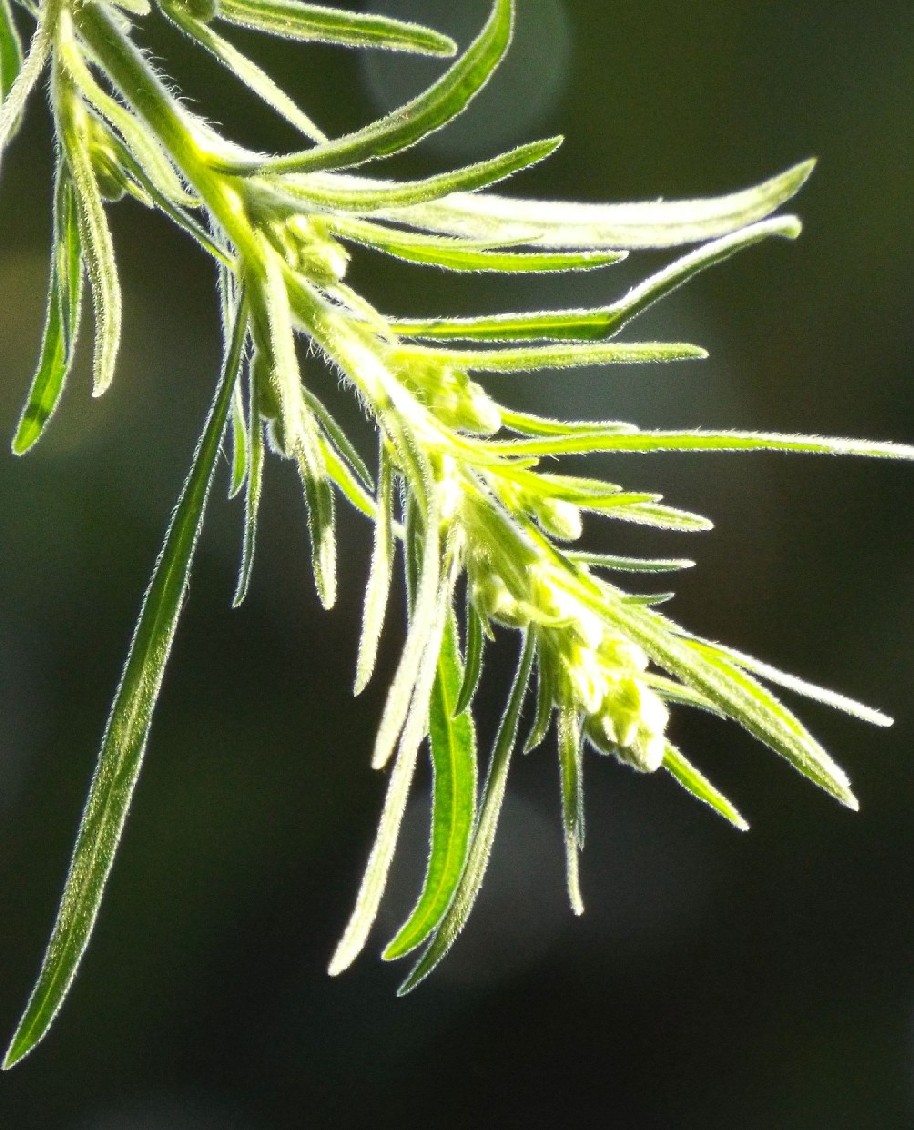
[0,0,911,1067]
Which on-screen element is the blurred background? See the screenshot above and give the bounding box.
[0,0,912,1125]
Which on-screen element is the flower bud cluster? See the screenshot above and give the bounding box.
[396,359,502,435]
[268,216,350,287]
[464,511,669,772]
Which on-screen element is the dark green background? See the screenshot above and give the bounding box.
[1,1,913,1125]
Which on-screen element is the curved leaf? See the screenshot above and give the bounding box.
[218,0,456,56]
[2,293,247,1070]
[398,630,534,994]
[251,0,513,175]
[383,611,478,960]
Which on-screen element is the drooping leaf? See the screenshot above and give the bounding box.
[663,743,749,831]
[398,630,535,994]
[328,562,455,977]
[228,378,249,499]
[383,610,478,960]
[354,441,394,694]
[0,0,54,156]
[13,161,84,454]
[58,92,122,396]
[217,0,456,56]
[2,291,248,1071]
[0,0,23,104]
[453,595,484,716]
[558,706,585,915]
[232,379,265,607]
[371,467,441,769]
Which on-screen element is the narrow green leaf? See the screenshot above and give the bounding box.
[453,595,484,716]
[383,611,478,960]
[500,407,638,437]
[218,0,457,56]
[371,472,440,769]
[523,647,554,754]
[354,441,394,694]
[558,706,584,915]
[663,743,749,830]
[391,216,800,341]
[253,0,512,174]
[645,675,724,716]
[328,563,455,977]
[398,630,535,994]
[590,496,713,532]
[300,385,373,491]
[161,1,326,142]
[13,162,84,455]
[2,292,247,1071]
[688,638,892,728]
[330,216,625,273]
[228,378,249,498]
[0,0,55,155]
[374,159,816,249]
[0,0,23,103]
[397,340,706,374]
[498,428,914,461]
[604,599,859,808]
[566,551,694,574]
[59,94,122,397]
[255,246,336,606]
[232,386,264,607]
[275,137,561,212]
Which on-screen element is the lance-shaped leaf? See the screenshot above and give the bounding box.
[500,406,638,437]
[663,744,749,831]
[354,441,394,695]
[686,638,892,728]
[161,0,326,142]
[0,0,55,156]
[273,136,561,213]
[232,376,265,607]
[392,216,801,342]
[371,469,441,769]
[565,550,695,574]
[218,0,456,56]
[254,247,336,606]
[453,595,484,716]
[329,564,455,976]
[524,646,555,754]
[397,630,535,994]
[58,92,122,397]
[557,707,585,915]
[373,159,815,249]
[396,340,706,374]
[0,0,22,103]
[251,0,512,175]
[587,495,713,533]
[383,610,478,960]
[2,293,247,1071]
[329,216,625,273]
[497,428,914,461]
[13,161,84,455]
[602,599,859,808]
